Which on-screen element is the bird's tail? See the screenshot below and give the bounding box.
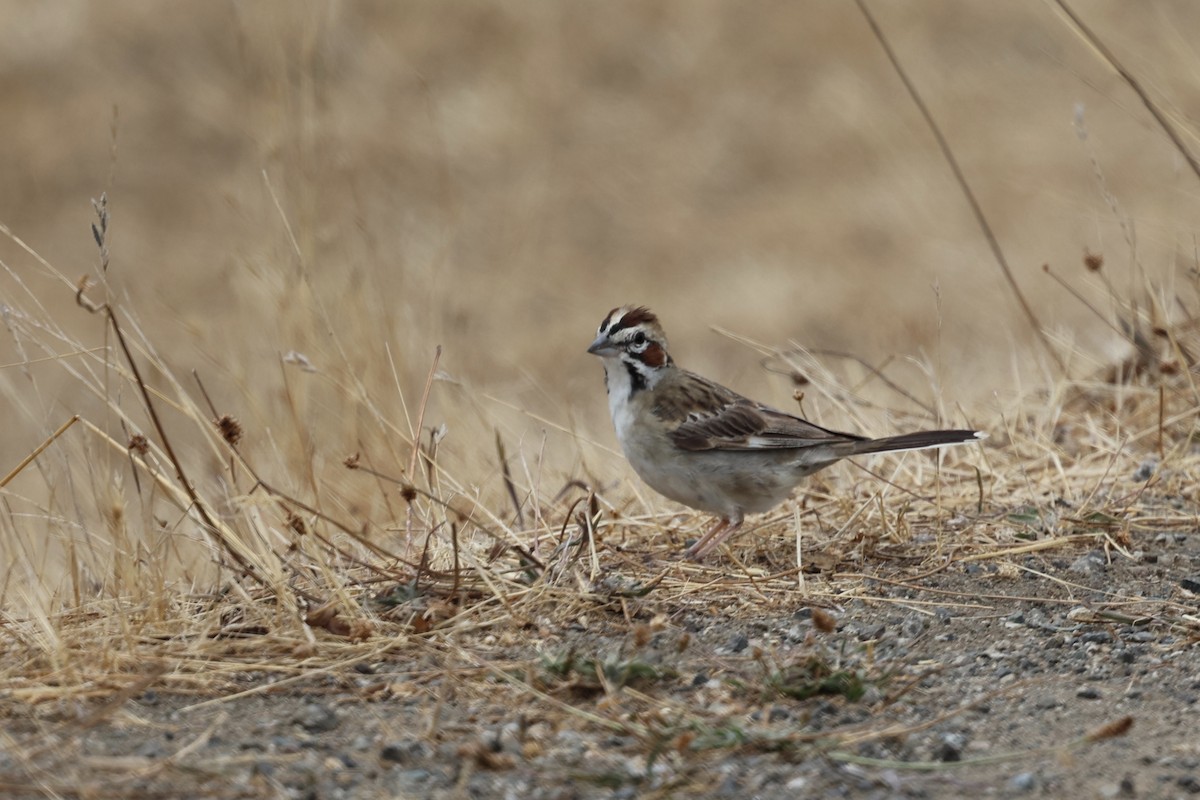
[844,429,985,457]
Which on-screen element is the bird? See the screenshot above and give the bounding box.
[587,305,985,560]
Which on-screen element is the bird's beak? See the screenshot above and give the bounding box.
[587,334,618,356]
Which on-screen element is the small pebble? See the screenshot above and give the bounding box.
[935,732,966,762]
[1131,458,1157,481]
[1009,771,1038,792]
[1068,552,1106,575]
[381,740,425,764]
[271,736,303,754]
[395,769,432,785]
[858,623,886,641]
[295,703,340,734]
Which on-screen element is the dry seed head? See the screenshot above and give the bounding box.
[344,453,361,469]
[1084,250,1103,272]
[1085,715,1133,742]
[127,433,149,456]
[287,512,307,536]
[811,607,837,633]
[214,415,243,446]
[633,624,652,648]
[400,484,418,502]
[996,561,1020,580]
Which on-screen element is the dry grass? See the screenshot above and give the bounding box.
[2,3,1200,796]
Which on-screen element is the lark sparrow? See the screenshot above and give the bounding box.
[588,305,984,560]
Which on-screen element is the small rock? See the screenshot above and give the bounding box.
[1076,686,1102,700]
[857,623,886,641]
[1178,775,1200,794]
[1009,771,1038,792]
[1132,458,1157,481]
[270,736,303,754]
[859,686,884,705]
[136,740,167,759]
[728,633,749,653]
[395,769,432,785]
[295,703,340,733]
[1068,552,1106,575]
[1180,576,1200,594]
[496,721,524,754]
[935,732,966,762]
[380,739,426,764]
[715,774,742,797]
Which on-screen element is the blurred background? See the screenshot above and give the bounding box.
[3,1,1200,491]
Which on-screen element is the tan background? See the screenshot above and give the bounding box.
[3,1,1199,488]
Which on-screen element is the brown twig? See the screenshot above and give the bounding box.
[495,429,525,527]
[1052,0,1200,185]
[854,0,1064,372]
[1,415,80,488]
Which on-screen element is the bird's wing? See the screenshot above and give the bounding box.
[656,371,866,452]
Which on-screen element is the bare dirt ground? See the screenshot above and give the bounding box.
[2,3,1200,799]
[5,519,1198,799]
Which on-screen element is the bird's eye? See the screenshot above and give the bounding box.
[632,331,647,348]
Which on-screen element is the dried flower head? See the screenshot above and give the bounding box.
[214,415,243,446]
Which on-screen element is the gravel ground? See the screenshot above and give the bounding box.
[4,530,1197,800]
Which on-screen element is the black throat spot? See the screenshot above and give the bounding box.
[624,360,647,395]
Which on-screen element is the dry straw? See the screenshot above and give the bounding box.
[6,5,1200,793]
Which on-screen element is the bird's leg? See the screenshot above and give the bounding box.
[685,512,745,561]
